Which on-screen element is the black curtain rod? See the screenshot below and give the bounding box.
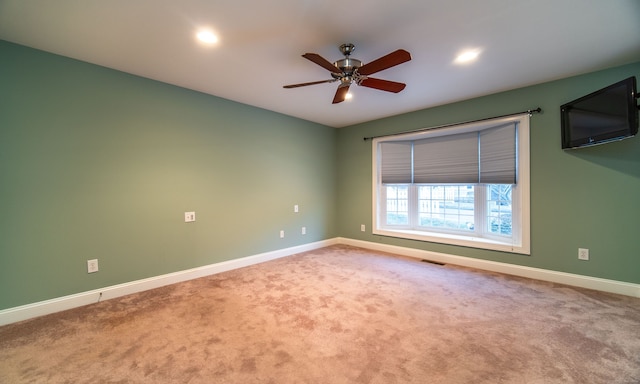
[363,107,542,141]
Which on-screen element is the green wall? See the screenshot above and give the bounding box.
[337,61,640,285]
[2,39,638,311]
[0,40,337,309]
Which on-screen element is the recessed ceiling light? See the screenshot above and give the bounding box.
[454,49,481,65]
[196,29,218,44]
[345,93,353,100]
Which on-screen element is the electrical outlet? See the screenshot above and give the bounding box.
[578,248,589,261]
[184,212,196,222]
[87,259,99,273]
[280,230,285,238]
[301,226,306,235]
[361,224,366,232]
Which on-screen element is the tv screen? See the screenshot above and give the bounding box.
[560,76,639,149]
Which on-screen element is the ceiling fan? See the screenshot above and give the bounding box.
[283,43,411,104]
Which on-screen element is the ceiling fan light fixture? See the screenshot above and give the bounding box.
[340,76,353,85]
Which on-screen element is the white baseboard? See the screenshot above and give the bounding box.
[0,239,338,326]
[2,237,637,326]
[338,237,640,298]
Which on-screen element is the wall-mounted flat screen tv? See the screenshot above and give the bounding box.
[560,76,639,149]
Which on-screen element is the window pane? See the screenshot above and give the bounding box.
[487,184,512,235]
[386,185,409,225]
[418,185,474,231]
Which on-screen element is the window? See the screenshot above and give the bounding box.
[372,114,530,254]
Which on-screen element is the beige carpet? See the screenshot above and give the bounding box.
[1,245,639,383]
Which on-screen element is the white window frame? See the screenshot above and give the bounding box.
[372,114,530,255]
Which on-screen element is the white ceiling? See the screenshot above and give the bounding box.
[1,1,639,128]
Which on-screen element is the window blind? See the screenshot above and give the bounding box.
[380,142,412,183]
[379,122,517,185]
[479,123,516,184]
[414,131,478,183]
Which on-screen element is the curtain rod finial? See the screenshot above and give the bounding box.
[528,107,542,116]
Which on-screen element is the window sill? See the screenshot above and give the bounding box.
[373,228,530,255]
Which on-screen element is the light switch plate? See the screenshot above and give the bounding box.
[185,212,196,222]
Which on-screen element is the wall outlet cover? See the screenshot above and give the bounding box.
[87,259,99,273]
[578,248,589,261]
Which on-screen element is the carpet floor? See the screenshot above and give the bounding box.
[1,245,639,383]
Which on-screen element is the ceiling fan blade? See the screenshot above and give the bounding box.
[302,53,342,74]
[357,49,411,76]
[283,79,336,88]
[359,77,406,93]
[332,83,351,104]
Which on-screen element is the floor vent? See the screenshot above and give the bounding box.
[421,259,445,266]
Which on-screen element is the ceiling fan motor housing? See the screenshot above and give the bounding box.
[332,57,362,78]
